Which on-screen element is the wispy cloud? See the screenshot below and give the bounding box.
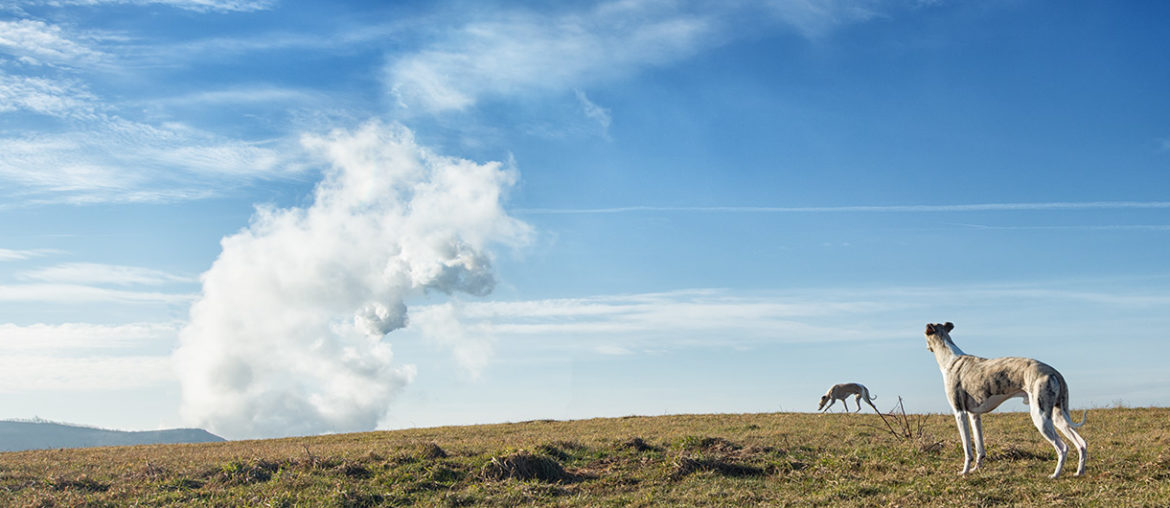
[0,248,59,262]
[149,85,324,107]
[763,0,884,38]
[0,355,173,392]
[0,19,107,67]
[385,1,893,113]
[955,223,1170,232]
[0,283,195,304]
[0,320,179,393]
[20,0,274,13]
[0,321,179,352]
[403,282,1170,357]
[0,12,310,206]
[386,2,716,113]
[516,201,1170,215]
[415,289,903,354]
[17,263,195,286]
[0,115,302,205]
[575,90,612,138]
[0,74,101,118]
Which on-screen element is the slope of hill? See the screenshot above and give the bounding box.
[0,420,224,452]
[0,408,1167,506]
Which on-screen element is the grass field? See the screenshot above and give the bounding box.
[2,407,1168,506]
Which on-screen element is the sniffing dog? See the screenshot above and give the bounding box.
[924,322,1087,478]
[817,382,880,413]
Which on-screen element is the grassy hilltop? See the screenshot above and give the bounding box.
[2,407,1168,506]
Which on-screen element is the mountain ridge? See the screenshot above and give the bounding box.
[0,419,225,452]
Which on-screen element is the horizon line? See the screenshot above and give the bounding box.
[515,201,1170,215]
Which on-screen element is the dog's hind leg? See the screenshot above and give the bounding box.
[853,394,863,412]
[1029,396,1068,479]
[1054,407,1087,476]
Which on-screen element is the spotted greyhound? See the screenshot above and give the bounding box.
[924,322,1087,478]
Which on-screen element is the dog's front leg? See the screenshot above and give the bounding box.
[954,411,973,475]
[968,413,985,471]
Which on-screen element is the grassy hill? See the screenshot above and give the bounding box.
[1,407,1167,506]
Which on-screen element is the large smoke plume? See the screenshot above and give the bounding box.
[174,121,529,439]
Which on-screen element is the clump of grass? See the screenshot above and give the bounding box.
[535,441,583,462]
[669,454,764,480]
[617,437,659,453]
[44,474,109,492]
[159,477,204,491]
[993,446,1049,462]
[333,459,371,479]
[675,435,740,454]
[417,442,447,460]
[211,457,281,485]
[480,451,573,483]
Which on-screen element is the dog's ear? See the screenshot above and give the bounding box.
[944,322,954,332]
[925,323,935,335]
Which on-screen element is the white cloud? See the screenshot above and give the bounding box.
[387,2,715,113]
[446,290,898,351]
[404,283,1170,357]
[763,0,884,38]
[0,321,179,393]
[152,85,323,107]
[385,0,894,114]
[0,115,301,204]
[0,355,173,392]
[516,201,1170,215]
[575,90,612,137]
[0,19,106,67]
[0,74,100,118]
[0,248,59,262]
[18,263,195,286]
[0,283,195,304]
[22,0,274,13]
[174,121,531,439]
[409,302,495,379]
[0,321,179,352]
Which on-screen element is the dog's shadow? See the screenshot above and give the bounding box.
[990,446,1052,462]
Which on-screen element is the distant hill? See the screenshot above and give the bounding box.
[0,419,225,452]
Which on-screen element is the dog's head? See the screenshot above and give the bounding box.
[817,394,831,411]
[924,322,954,352]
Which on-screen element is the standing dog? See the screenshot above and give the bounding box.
[817,382,880,413]
[924,322,1087,478]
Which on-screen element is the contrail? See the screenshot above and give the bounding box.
[516,201,1170,215]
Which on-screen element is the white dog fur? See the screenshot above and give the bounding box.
[818,382,880,413]
[925,322,1087,478]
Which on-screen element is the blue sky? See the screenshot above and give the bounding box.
[1,0,1168,438]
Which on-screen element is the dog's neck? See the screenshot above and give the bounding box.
[930,333,966,369]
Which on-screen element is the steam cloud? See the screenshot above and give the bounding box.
[174,121,530,439]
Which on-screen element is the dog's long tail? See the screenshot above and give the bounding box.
[863,388,881,413]
[1056,373,1087,428]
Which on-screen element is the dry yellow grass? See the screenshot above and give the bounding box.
[1,407,1168,506]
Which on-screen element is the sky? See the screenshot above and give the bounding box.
[1,0,1168,439]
